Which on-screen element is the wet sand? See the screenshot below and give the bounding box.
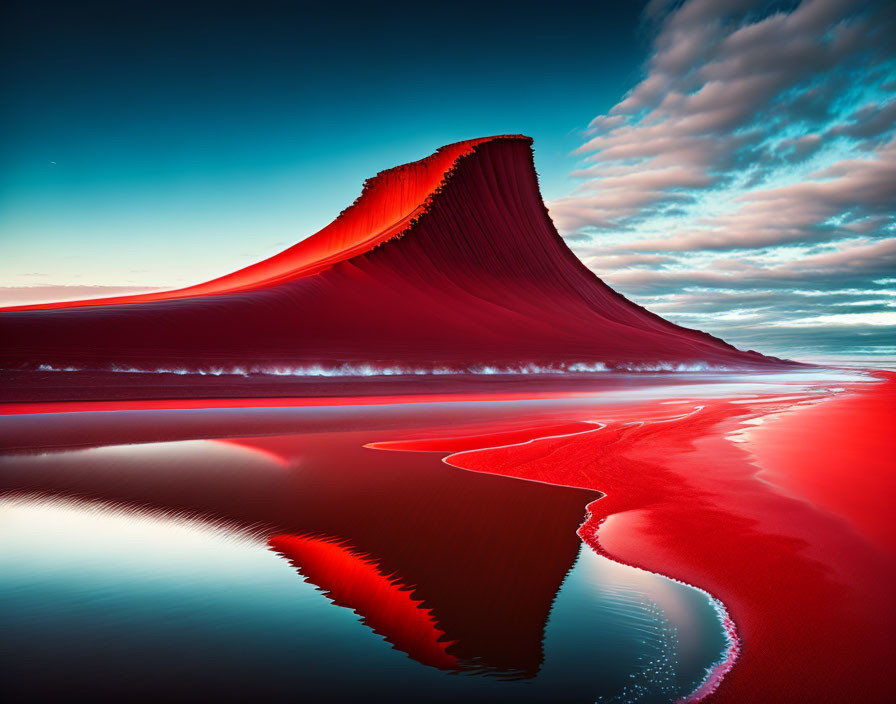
[377,372,896,702]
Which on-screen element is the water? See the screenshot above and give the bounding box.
[0,400,733,703]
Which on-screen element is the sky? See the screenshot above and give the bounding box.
[548,0,896,358]
[2,0,894,358]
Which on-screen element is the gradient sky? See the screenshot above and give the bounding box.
[2,0,894,357]
[1,0,646,285]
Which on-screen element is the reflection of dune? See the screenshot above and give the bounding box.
[210,437,292,468]
[1,136,787,380]
[270,533,459,671]
[0,420,597,678]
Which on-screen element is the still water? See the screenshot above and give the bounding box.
[1,400,730,703]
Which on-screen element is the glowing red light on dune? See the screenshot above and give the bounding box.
[0,136,789,379]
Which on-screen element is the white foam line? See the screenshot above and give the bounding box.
[591,405,737,703]
[439,421,608,491]
[27,361,749,377]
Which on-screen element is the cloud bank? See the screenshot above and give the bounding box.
[550,0,896,357]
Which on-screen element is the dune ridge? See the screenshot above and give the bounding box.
[0,136,790,376]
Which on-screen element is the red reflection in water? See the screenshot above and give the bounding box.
[271,533,459,671]
[0,421,596,678]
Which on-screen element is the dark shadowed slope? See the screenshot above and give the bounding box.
[0,136,787,373]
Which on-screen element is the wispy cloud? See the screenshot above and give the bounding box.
[550,0,896,357]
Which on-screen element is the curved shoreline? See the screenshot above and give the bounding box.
[377,413,742,702]
[580,512,740,704]
[448,412,740,703]
[386,372,894,702]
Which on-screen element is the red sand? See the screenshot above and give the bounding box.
[0,136,783,377]
[2,138,501,311]
[376,373,896,702]
[737,381,896,555]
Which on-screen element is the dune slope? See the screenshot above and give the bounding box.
[0,136,785,373]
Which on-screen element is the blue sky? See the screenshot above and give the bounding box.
[2,0,894,357]
[1,0,646,287]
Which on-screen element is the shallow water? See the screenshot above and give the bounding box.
[0,401,732,703]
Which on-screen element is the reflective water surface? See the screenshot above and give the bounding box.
[1,397,740,703]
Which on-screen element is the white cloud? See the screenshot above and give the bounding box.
[553,0,896,355]
[767,311,896,327]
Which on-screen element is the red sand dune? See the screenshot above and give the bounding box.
[0,136,786,375]
[376,374,896,703]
